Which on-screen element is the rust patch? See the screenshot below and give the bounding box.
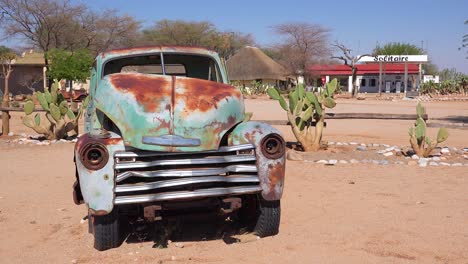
[110,74,171,112]
[176,78,240,112]
[101,45,216,58]
[268,162,285,190]
[88,208,109,216]
[75,134,122,152]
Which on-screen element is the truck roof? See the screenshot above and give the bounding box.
[99,46,219,60]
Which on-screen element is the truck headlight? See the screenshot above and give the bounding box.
[260,134,285,159]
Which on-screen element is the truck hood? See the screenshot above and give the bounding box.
[95,73,244,151]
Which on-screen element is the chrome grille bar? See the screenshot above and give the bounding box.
[114,154,256,170]
[115,175,259,193]
[114,186,262,205]
[116,164,257,182]
[115,144,255,158]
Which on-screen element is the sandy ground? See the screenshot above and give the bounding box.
[0,98,467,263]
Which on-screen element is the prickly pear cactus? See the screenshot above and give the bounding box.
[22,84,89,140]
[268,79,338,151]
[409,102,448,157]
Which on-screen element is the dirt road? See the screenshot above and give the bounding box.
[0,99,467,263]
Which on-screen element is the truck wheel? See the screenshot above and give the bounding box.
[254,199,281,237]
[93,210,120,251]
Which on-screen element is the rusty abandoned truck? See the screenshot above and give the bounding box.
[72,46,286,251]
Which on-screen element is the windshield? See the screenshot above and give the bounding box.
[103,53,222,82]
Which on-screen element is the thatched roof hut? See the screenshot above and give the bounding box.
[226,46,287,82]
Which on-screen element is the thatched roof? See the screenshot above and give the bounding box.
[14,50,45,66]
[226,46,287,81]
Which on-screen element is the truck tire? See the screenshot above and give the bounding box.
[93,210,120,251]
[254,199,281,237]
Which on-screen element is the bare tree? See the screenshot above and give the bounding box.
[0,46,16,134]
[141,20,253,60]
[331,42,369,97]
[273,22,331,83]
[0,0,141,56]
[18,72,43,93]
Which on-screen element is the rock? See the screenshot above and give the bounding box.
[356,145,367,151]
[411,154,420,160]
[418,158,429,167]
[462,155,468,160]
[7,132,14,136]
[367,143,373,147]
[71,138,78,143]
[408,160,418,166]
[439,162,451,166]
[339,160,348,164]
[349,159,360,164]
[382,144,390,148]
[462,148,468,153]
[342,142,349,146]
[286,150,303,161]
[432,156,441,161]
[336,142,343,146]
[395,151,402,157]
[384,147,395,152]
[316,160,328,164]
[360,143,366,146]
[440,157,447,160]
[377,150,387,154]
[372,160,380,164]
[328,141,335,145]
[327,160,338,165]
[349,142,358,145]
[361,159,371,163]
[441,148,450,154]
[383,152,393,157]
[348,181,355,184]
[372,143,380,147]
[80,219,86,224]
[174,242,184,248]
[452,163,463,167]
[378,160,389,165]
[429,162,439,166]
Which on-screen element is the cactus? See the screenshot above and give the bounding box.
[22,85,89,140]
[268,79,338,151]
[409,102,448,157]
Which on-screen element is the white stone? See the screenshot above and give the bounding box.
[342,142,349,146]
[382,144,390,148]
[383,152,393,157]
[372,143,380,147]
[360,143,366,146]
[327,159,338,165]
[349,159,360,164]
[452,163,463,167]
[418,158,429,167]
[439,162,451,166]
[429,162,439,166]
[339,160,349,164]
[441,148,450,154]
[349,142,358,145]
[377,150,387,154]
[328,141,335,145]
[384,147,395,152]
[432,156,441,161]
[7,132,14,136]
[463,155,468,160]
[336,142,343,146]
[411,154,420,160]
[316,160,328,164]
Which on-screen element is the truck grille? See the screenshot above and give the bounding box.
[113,144,260,205]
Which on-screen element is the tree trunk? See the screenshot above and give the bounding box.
[351,67,358,97]
[311,115,325,151]
[2,72,11,135]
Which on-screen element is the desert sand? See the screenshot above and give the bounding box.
[0,98,467,263]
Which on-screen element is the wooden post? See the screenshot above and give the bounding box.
[1,108,9,135]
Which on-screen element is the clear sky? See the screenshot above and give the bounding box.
[6,0,468,73]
